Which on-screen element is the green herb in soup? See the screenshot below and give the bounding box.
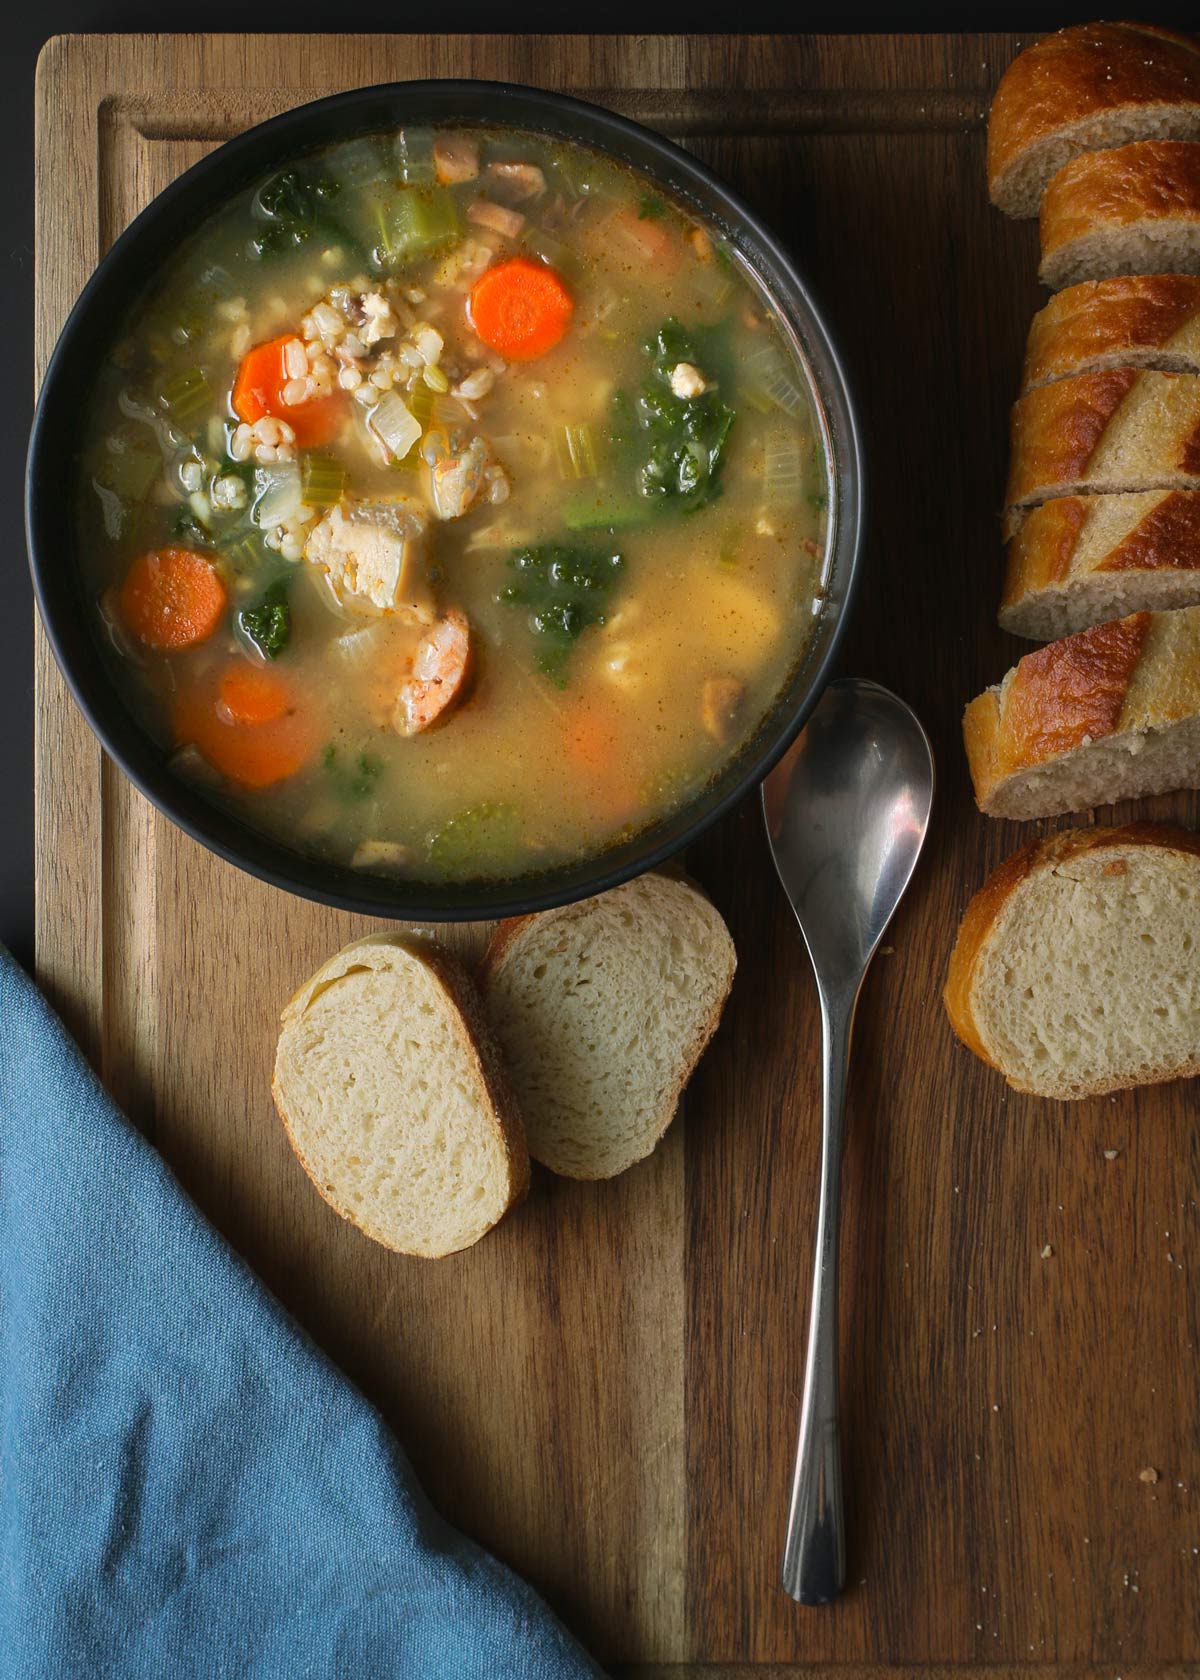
[78,124,829,882]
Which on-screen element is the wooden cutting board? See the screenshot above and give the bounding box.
[33,32,1200,1678]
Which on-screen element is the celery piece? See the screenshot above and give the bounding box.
[553,424,599,481]
[406,379,435,427]
[564,491,654,533]
[324,136,389,191]
[522,227,574,274]
[224,532,272,575]
[98,438,160,500]
[300,451,347,508]
[382,188,463,265]
[160,365,211,421]
[395,127,436,186]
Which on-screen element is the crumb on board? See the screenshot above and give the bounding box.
[1139,1467,1159,1485]
[1041,1244,1054,1259]
[1103,1148,1120,1160]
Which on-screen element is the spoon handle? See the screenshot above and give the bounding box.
[782,985,853,1605]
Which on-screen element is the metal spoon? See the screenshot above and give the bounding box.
[762,676,935,1606]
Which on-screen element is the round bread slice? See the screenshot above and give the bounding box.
[1038,140,1200,291]
[1021,275,1200,393]
[273,934,529,1258]
[987,23,1200,219]
[962,606,1200,820]
[478,873,736,1179]
[999,489,1200,641]
[944,824,1200,1099]
[1003,368,1200,540]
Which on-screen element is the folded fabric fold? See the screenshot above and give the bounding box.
[0,947,605,1680]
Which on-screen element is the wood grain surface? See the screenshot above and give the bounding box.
[33,31,1200,1675]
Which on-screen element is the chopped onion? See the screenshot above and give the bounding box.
[333,624,383,662]
[252,460,302,527]
[763,424,806,500]
[394,127,436,186]
[744,345,807,417]
[367,391,421,461]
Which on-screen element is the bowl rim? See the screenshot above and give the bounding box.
[26,76,865,921]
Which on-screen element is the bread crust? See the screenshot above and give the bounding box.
[273,933,530,1256]
[478,874,736,1180]
[944,824,1200,1096]
[1022,275,1200,391]
[1005,368,1200,535]
[988,23,1200,216]
[1000,490,1200,629]
[963,612,1152,811]
[1039,139,1200,282]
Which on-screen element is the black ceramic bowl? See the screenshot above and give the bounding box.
[27,79,864,920]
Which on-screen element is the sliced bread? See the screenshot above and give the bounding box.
[944,824,1200,1099]
[963,605,1200,819]
[1004,367,1200,537]
[987,23,1200,219]
[273,933,529,1258]
[1000,489,1200,640]
[1039,140,1200,290]
[478,872,736,1179]
[1021,275,1200,391]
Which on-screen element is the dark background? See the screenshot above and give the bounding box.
[8,4,1195,966]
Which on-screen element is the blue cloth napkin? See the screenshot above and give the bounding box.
[0,946,605,1680]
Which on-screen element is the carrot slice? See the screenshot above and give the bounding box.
[468,258,573,360]
[120,548,227,650]
[608,210,682,274]
[232,334,344,448]
[174,679,314,790]
[217,661,291,726]
[562,706,641,823]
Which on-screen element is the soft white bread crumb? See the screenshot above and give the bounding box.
[479,872,736,1179]
[273,934,529,1257]
[944,825,1200,1099]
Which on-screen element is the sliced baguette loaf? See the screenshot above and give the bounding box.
[1039,140,1200,290]
[1004,367,1200,537]
[478,872,736,1180]
[1022,275,1200,391]
[963,605,1200,819]
[1000,489,1200,639]
[987,23,1200,218]
[944,824,1200,1099]
[273,934,529,1258]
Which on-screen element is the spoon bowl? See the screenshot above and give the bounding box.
[763,678,936,983]
[762,676,934,1605]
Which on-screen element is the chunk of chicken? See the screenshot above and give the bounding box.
[485,161,547,203]
[434,135,480,185]
[393,610,472,736]
[670,361,708,399]
[423,429,496,521]
[304,496,433,620]
[702,675,746,742]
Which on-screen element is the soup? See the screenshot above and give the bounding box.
[77,124,829,883]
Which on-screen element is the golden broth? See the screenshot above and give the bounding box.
[77,124,829,882]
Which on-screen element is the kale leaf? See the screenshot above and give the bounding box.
[497,541,625,684]
[428,802,520,881]
[248,169,362,264]
[237,578,291,660]
[631,318,735,513]
[321,744,383,801]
